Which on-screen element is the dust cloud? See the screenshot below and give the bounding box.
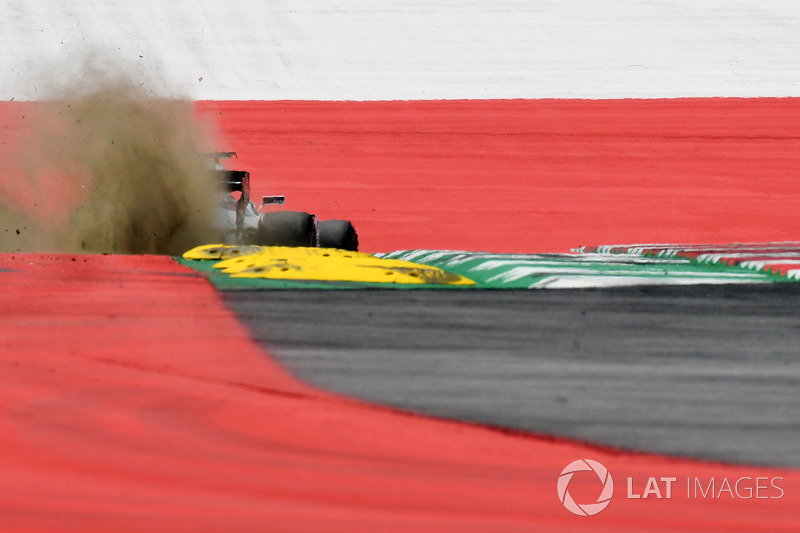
[0,67,223,255]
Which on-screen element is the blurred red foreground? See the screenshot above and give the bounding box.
[0,254,797,531]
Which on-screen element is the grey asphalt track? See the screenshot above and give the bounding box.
[223,285,800,468]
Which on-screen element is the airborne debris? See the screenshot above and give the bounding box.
[1,65,223,254]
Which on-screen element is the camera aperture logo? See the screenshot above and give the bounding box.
[557,459,614,516]
[558,459,786,517]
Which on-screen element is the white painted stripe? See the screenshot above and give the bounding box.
[695,253,800,264]
[594,241,800,253]
[530,275,769,290]
[484,266,764,285]
[4,1,800,100]
[740,259,800,268]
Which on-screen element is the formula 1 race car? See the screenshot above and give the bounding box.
[209,152,358,251]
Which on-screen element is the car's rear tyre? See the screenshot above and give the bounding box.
[318,219,359,251]
[256,211,317,247]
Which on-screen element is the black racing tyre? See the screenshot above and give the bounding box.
[318,219,359,251]
[255,211,317,247]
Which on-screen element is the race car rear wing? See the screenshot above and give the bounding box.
[205,151,284,210]
[220,169,251,202]
[204,152,251,202]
